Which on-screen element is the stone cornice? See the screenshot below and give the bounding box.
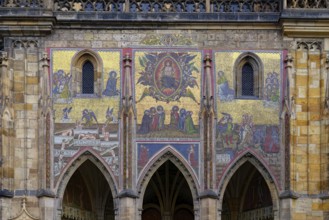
[0,8,55,36]
[281,9,329,37]
[53,11,281,29]
[1,8,329,36]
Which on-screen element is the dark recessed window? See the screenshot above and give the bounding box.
[234,53,263,99]
[241,63,254,96]
[82,61,94,94]
[0,38,3,51]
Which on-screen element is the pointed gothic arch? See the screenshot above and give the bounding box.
[56,150,118,220]
[137,147,200,216]
[218,151,280,220]
[56,150,118,199]
[70,49,103,97]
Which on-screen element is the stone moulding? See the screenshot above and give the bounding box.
[0,9,55,36]
[8,198,39,220]
[281,19,329,37]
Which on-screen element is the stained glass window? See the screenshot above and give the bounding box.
[82,61,94,94]
[241,63,254,96]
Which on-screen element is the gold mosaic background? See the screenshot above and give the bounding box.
[134,51,202,125]
[52,49,121,123]
[215,52,282,125]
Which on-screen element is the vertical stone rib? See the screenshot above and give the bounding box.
[284,53,293,191]
[307,42,321,194]
[0,51,8,191]
[322,54,329,192]
[122,52,132,189]
[203,53,213,190]
[41,52,51,190]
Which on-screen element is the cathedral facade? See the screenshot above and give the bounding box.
[0,0,329,219]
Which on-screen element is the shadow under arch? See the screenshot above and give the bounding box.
[56,149,118,202]
[137,146,200,212]
[217,150,280,218]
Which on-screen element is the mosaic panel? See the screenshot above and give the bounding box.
[51,49,121,185]
[214,51,283,187]
[134,50,202,140]
[137,143,200,179]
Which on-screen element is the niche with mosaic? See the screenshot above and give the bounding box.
[214,51,283,185]
[134,50,202,140]
[51,49,122,184]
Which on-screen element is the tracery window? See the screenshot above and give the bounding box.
[82,61,94,94]
[234,52,263,99]
[241,63,254,96]
[71,50,103,97]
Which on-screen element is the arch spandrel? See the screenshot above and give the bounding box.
[137,146,200,205]
[55,149,119,200]
[217,150,280,213]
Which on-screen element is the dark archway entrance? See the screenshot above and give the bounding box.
[222,162,274,220]
[142,161,194,220]
[61,160,114,220]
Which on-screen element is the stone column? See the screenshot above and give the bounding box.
[39,197,55,220]
[199,193,218,220]
[0,51,13,220]
[287,41,325,219]
[37,52,56,220]
[202,53,215,190]
[119,52,138,220]
[121,52,134,189]
[118,194,138,220]
[0,51,13,196]
[198,53,218,220]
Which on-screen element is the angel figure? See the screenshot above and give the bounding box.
[81,109,98,127]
